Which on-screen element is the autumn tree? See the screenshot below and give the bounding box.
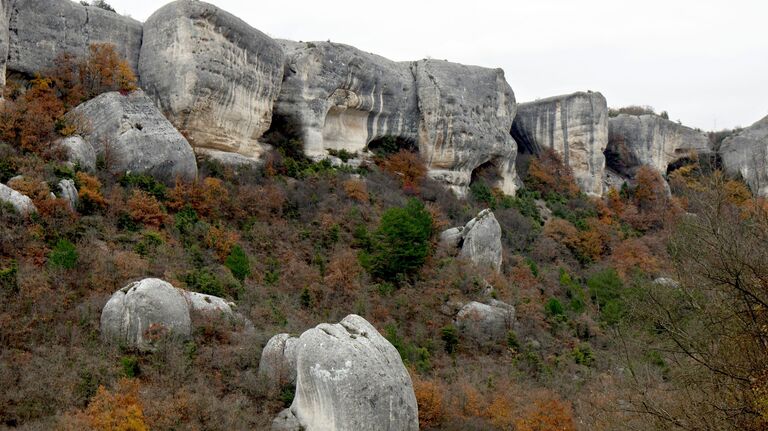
[526,148,580,198]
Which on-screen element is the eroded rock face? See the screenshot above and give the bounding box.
[58,179,78,210]
[512,92,608,195]
[100,278,192,350]
[720,115,768,196]
[7,0,142,76]
[274,40,419,158]
[607,114,710,176]
[455,300,515,345]
[259,333,300,390]
[0,0,11,90]
[140,0,285,159]
[413,59,519,195]
[58,136,96,172]
[67,90,197,184]
[0,183,36,215]
[273,315,418,431]
[459,209,503,272]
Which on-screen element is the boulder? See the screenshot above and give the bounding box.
[0,0,10,90]
[606,114,711,176]
[273,40,419,158]
[413,59,519,195]
[512,92,608,195]
[459,209,503,272]
[439,227,463,249]
[100,278,240,350]
[58,136,96,172]
[720,115,768,196]
[259,333,300,389]
[455,300,515,345]
[7,0,142,76]
[0,183,36,215]
[100,278,192,350]
[67,90,197,184]
[140,0,285,159]
[57,179,78,210]
[273,315,418,431]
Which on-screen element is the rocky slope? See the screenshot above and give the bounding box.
[720,115,768,196]
[511,92,608,195]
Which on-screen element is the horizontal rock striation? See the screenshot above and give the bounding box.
[7,0,142,76]
[140,0,285,160]
[512,91,608,195]
[720,115,768,196]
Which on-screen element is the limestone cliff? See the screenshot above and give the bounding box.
[720,115,768,196]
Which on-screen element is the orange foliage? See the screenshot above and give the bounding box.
[168,177,229,218]
[204,225,240,262]
[633,166,667,213]
[7,176,51,203]
[63,378,148,431]
[127,190,167,228]
[0,77,67,154]
[378,150,427,191]
[526,148,580,198]
[324,248,363,294]
[411,372,445,428]
[544,218,580,250]
[515,399,577,431]
[76,172,107,210]
[610,238,660,279]
[79,43,138,98]
[343,178,369,202]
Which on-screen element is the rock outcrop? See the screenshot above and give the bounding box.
[7,0,142,77]
[271,315,418,431]
[101,278,192,350]
[273,40,419,158]
[512,92,608,195]
[101,278,237,350]
[259,333,300,389]
[720,115,768,196]
[0,183,36,215]
[58,136,96,172]
[57,179,78,210]
[455,300,516,345]
[440,209,503,272]
[140,0,285,160]
[606,114,710,176]
[414,59,519,195]
[67,90,197,184]
[0,0,10,90]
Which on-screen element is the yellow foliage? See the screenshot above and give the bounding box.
[411,371,445,428]
[62,378,148,431]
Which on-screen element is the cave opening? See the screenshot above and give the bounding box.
[366,136,418,157]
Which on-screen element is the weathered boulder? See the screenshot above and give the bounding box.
[259,333,300,389]
[273,40,419,158]
[67,90,197,184]
[0,183,36,215]
[140,0,285,159]
[720,115,768,196]
[606,114,710,176]
[273,315,418,431]
[198,149,263,169]
[512,92,608,195]
[0,0,11,90]
[183,290,235,315]
[58,136,96,172]
[455,300,516,345]
[413,59,519,195]
[100,278,192,350]
[57,179,78,210]
[459,209,503,272]
[439,227,463,249]
[7,0,142,76]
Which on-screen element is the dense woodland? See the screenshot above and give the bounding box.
[0,45,767,431]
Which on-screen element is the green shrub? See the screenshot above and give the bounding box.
[224,244,251,282]
[587,268,624,324]
[364,198,433,282]
[134,230,164,256]
[121,356,140,378]
[174,205,199,236]
[299,288,311,308]
[441,325,459,354]
[48,239,78,269]
[545,297,565,318]
[119,173,166,199]
[385,324,432,372]
[506,330,520,350]
[183,268,225,297]
[572,343,595,366]
[0,261,19,297]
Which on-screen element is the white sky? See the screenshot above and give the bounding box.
[109,0,768,131]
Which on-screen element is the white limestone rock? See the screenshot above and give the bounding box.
[273,315,418,431]
[459,209,503,272]
[512,91,608,195]
[58,136,96,172]
[0,183,36,215]
[259,333,300,390]
[140,0,285,159]
[455,300,516,345]
[57,179,78,210]
[720,115,768,196]
[7,0,142,77]
[66,90,197,184]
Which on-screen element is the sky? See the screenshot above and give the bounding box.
[109,0,767,131]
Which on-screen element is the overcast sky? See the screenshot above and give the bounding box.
[109,0,767,131]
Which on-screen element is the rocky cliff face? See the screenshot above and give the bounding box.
[721,115,768,196]
[512,92,608,195]
[0,0,10,90]
[7,0,142,76]
[140,0,285,160]
[414,59,519,195]
[606,114,711,176]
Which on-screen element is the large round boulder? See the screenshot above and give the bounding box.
[66,90,197,184]
[272,315,418,431]
[455,300,516,345]
[140,0,285,160]
[259,333,300,390]
[100,278,192,350]
[0,183,36,215]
